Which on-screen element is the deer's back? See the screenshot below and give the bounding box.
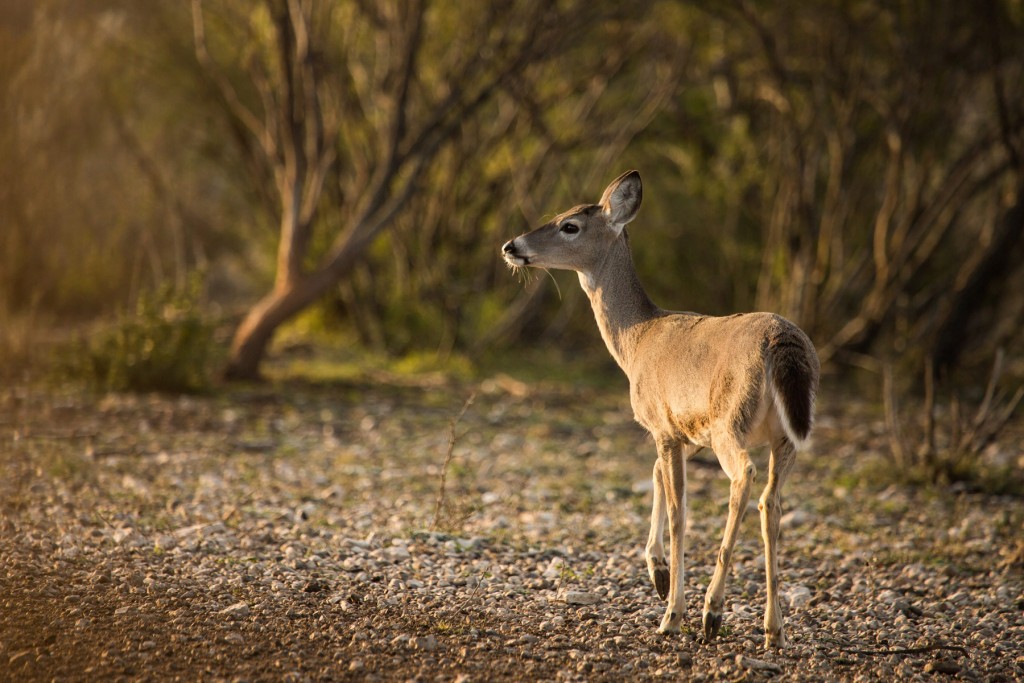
[628,311,810,445]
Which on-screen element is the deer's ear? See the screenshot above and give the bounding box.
[599,170,642,231]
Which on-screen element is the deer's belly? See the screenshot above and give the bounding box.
[631,395,713,448]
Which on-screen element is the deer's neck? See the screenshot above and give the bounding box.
[578,234,662,373]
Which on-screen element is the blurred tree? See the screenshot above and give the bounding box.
[189,0,670,379]
[337,8,681,357]
[0,2,147,318]
[4,0,1022,388]
[651,0,1024,379]
[0,1,243,322]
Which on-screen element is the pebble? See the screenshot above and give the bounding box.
[924,660,961,675]
[562,591,600,606]
[385,545,411,562]
[412,636,438,652]
[219,602,250,618]
[783,585,813,610]
[780,509,812,528]
[736,655,782,674]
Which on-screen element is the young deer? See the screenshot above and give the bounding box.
[501,171,819,648]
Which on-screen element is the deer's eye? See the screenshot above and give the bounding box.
[560,223,580,235]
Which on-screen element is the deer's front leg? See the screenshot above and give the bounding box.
[656,439,692,634]
[645,459,669,600]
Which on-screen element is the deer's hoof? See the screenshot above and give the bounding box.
[765,627,787,649]
[657,611,682,634]
[654,567,670,601]
[702,611,723,641]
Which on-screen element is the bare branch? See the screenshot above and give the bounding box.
[360,0,426,224]
[883,363,909,470]
[922,357,935,467]
[191,0,276,160]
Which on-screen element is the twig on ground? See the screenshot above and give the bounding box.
[837,642,968,657]
[431,391,476,532]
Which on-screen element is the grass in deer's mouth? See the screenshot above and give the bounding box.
[505,261,565,301]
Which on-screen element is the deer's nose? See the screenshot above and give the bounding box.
[502,239,516,254]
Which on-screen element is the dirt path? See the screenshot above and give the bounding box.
[1,376,1021,681]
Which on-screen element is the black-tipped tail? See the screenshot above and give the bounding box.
[768,330,820,446]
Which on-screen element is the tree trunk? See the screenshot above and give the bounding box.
[223,226,377,380]
[223,272,335,380]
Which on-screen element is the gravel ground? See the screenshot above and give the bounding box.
[1,371,1022,681]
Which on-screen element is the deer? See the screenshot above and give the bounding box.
[501,170,820,648]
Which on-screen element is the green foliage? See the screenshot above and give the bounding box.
[65,277,217,393]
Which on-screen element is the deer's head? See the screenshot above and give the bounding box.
[502,170,642,275]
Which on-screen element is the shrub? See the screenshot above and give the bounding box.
[66,277,217,393]
[883,351,1023,493]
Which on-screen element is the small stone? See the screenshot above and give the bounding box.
[412,635,438,652]
[783,585,813,610]
[924,660,961,675]
[349,659,364,671]
[879,589,901,604]
[736,655,782,674]
[563,591,600,606]
[219,602,250,618]
[893,599,923,617]
[780,509,812,528]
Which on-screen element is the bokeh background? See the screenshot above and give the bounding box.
[2,0,1023,394]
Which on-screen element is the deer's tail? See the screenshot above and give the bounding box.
[767,329,820,448]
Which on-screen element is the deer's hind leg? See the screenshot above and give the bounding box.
[702,438,755,641]
[760,435,797,648]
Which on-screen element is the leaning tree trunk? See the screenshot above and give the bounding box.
[223,277,327,380]
[224,255,348,379]
[223,225,377,380]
